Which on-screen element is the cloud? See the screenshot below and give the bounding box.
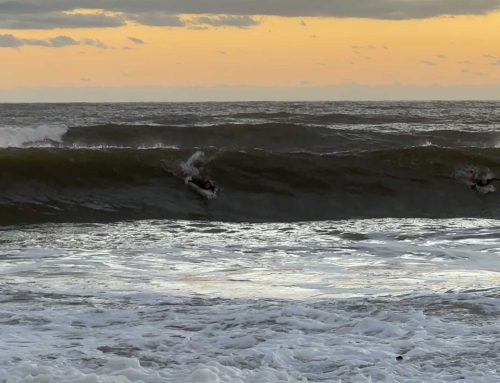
[191,15,258,28]
[127,13,185,27]
[0,34,23,47]
[0,11,125,29]
[461,68,483,75]
[0,33,106,48]
[0,0,499,30]
[49,35,79,47]
[421,60,437,66]
[128,36,145,45]
[352,45,377,51]
[188,26,209,30]
[75,0,500,19]
[80,38,106,48]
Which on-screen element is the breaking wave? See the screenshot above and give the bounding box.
[0,125,67,148]
[1,146,500,225]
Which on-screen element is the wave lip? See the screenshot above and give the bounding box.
[1,146,500,225]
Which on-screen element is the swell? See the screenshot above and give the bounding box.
[1,147,500,225]
[227,111,437,124]
[61,124,500,152]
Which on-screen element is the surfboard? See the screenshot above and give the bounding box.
[185,177,218,199]
[475,184,495,194]
[161,159,218,199]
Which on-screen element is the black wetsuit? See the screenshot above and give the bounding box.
[476,179,491,186]
[190,177,216,192]
[470,177,498,189]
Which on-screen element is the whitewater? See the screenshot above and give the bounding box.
[0,101,499,382]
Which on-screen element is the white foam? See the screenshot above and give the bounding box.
[420,140,434,147]
[180,150,205,176]
[0,125,68,148]
[1,219,500,382]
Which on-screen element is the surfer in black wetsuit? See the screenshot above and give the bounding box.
[190,177,216,192]
[468,170,498,190]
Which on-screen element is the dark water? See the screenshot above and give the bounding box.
[1,101,499,225]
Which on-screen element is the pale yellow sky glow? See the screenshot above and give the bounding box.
[0,7,499,100]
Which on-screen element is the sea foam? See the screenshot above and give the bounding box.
[0,125,67,147]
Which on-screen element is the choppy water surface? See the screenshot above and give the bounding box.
[1,102,499,382]
[1,101,500,224]
[1,219,499,382]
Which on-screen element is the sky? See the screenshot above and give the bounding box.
[0,0,499,101]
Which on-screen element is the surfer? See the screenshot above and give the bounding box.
[467,169,498,191]
[177,151,219,198]
[189,177,217,192]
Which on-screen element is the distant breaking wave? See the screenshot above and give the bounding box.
[0,125,67,148]
[3,123,500,152]
[1,146,500,225]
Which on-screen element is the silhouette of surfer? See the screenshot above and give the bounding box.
[178,151,219,198]
[188,177,217,192]
[467,169,498,191]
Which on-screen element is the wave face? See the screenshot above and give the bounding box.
[1,146,500,225]
[0,101,499,225]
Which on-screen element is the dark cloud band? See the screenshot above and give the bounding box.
[0,11,125,29]
[0,0,499,29]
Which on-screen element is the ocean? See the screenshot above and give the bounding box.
[0,101,499,382]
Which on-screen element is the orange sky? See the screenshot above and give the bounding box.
[0,10,499,100]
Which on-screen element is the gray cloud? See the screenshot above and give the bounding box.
[81,38,106,48]
[191,15,258,28]
[0,0,499,29]
[0,33,22,47]
[0,33,106,48]
[128,36,145,45]
[49,35,78,47]
[79,0,500,19]
[188,26,209,30]
[127,13,185,27]
[0,12,125,29]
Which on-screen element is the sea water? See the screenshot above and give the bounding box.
[1,219,499,382]
[0,102,499,382]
